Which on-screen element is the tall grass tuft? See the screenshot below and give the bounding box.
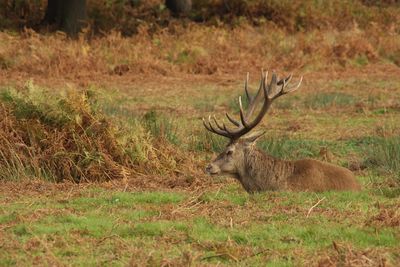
[142,110,180,145]
[365,137,400,181]
[190,130,226,153]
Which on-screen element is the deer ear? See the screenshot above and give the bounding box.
[243,131,266,144]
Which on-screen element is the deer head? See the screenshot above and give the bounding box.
[203,71,303,177]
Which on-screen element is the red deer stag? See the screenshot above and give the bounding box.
[203,71,361,193]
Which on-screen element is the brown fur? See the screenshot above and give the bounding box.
[206,139,361,193]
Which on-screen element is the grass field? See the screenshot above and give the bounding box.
[1,1,400,265]
[1,182,399,266]
[1,64,399,266]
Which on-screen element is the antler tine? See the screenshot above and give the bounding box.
[272,75,302,100]
[283,76,303,94]
[244,70,268,121]
[264,70,269,88]
[212,115,226,131]
[278,74,292,86]
[267,73,278,99]
[238,96,249,128]
[226,112,240,127]
[278,75,287,94]
[202,70,302,141]
[202,117,212,132]
[208,122,223,136]
[257,69,268,102]
[203,116,232,138]
[244,72,251,103]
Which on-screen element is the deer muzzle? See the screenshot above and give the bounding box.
[205,163,220,175]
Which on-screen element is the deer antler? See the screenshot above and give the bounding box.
[203,70,302,140]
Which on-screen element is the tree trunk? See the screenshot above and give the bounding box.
[166,0,192,16]
[42,0,87,37]
[42,0,60,25]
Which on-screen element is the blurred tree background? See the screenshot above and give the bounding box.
[0,0,399,36]
[41,0,87,36]
[0,0,193,36]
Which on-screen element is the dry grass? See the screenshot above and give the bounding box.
[0,85,130,182]
[0,82,208,187]
[317,241,395,267]
[0,20,399,81]
[1,1,400,81]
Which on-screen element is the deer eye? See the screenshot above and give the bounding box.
[226,150,233,156]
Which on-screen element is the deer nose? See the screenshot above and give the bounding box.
[205,164,213,174]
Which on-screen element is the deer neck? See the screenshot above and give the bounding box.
[236,146,294,192]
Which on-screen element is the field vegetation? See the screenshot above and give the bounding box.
[0,0,399,266]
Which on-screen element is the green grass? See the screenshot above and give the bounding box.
[257,136,365,165]
[364,136,400,181]
[259,137,323,159]
[304,92,357,109]
[191,130,227,152]
[352,54,369,67]
[201,183,249,205]
[192,96,217,112]
[1,186,399,266]
[142,110,180,145]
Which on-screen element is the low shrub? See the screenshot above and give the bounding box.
[0,82,204,185]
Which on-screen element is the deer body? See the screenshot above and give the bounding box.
[207,141,360,193]
[240,145,293,192]
[203,71,361,193]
